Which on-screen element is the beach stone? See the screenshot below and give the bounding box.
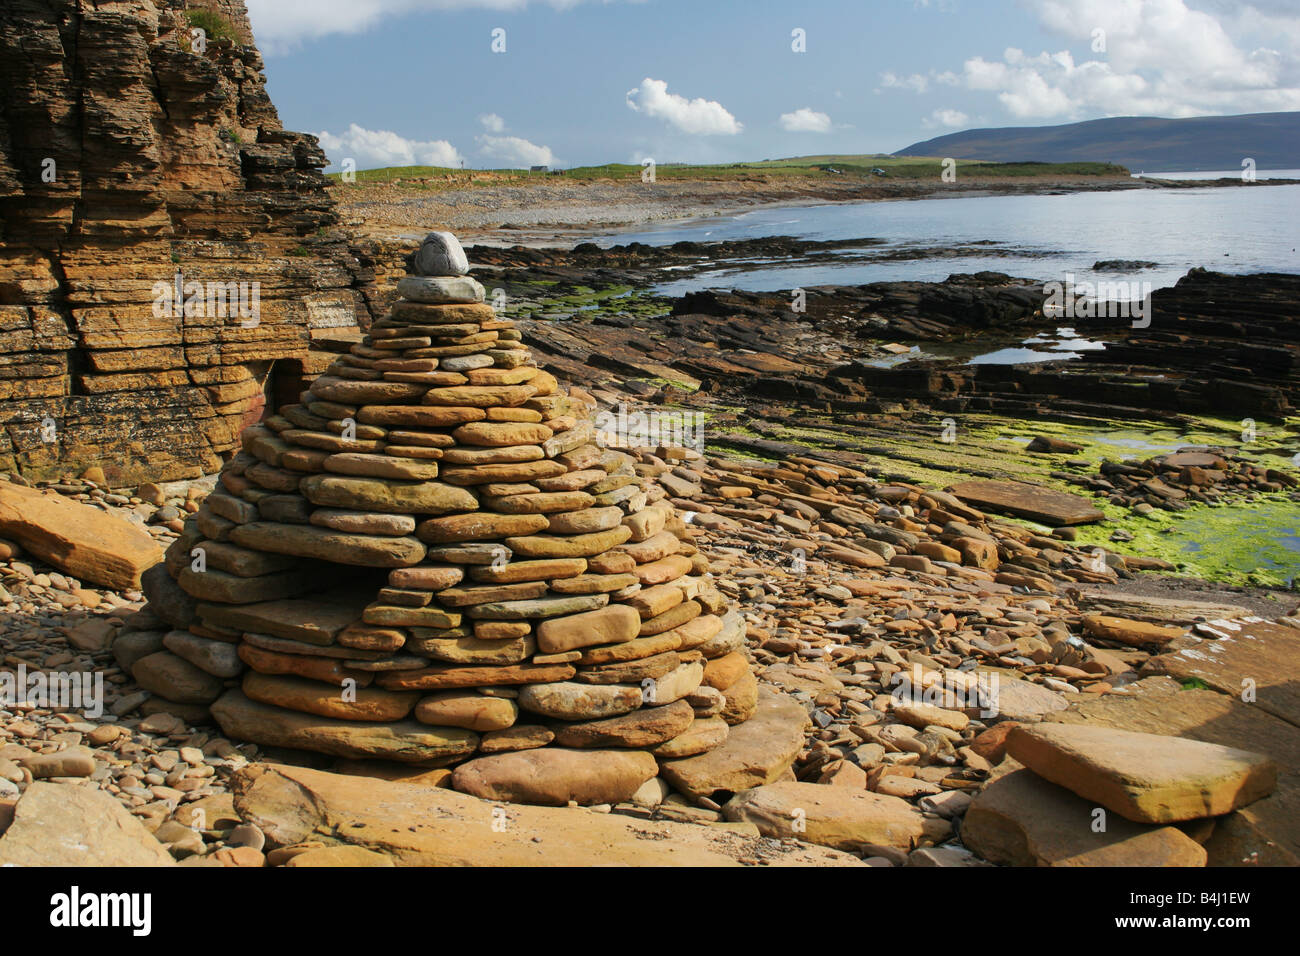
[133,651,225,704]
[465,593,608,621]
[652,717,729,758]
[481,725,554,753]
[323,453,441,481]
[1006,723,1277,823]
[719,669,760,724]
[547,506,625,534]
[517,681,642,721]
[442,353,495,372]
[647,661,704,705]
[702,652,749,692]
[390,301,496,324]
[578,632,683,666]
[409,632,535,665]
[442,444,544,465]
[470,557,587,584]
[423,384,536,408]
[396,275,485,304]
[308,376,427,404]
[417,512,548,543]
[415,692,518,731]
[577,651,681,685]
[627,583,685,619]
[660,688,808,798]
[113,629,168,670]
[536,604,641,654]
[243,671,420,722]
[227,522,425,568]
[411,231,470,276]
[164,630,243,678]
[441,460,567,485]
[197,597,360,645]
[962,768,1207,866]
[238,643,369,686]
[553,699,695,748]
[310,509,417,536]
[977,674,1068,722]
[377,662,575,691]
[724,781,951,851]
[211,690,478,762]
[1083,614,1185,647]
[454,421,554,447]
[300,475,477,516]
[452,748,657,806]
[357,405,485,428]
[21,749,96,779]
[141,563,199,628]
[550,572,639,595]
[389,565,464,590]
[505,525,632,558]
[0,782,174,866]
[893,701,969,733]
[364,605,461,628]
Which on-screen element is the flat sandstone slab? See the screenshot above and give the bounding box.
[0,481,164,590]
[1143,618,1300,726]
[945,479,1105,526]
[0,782,175,866]
[962,769,1207,866]
[1006,722,1276,824]
[231,763,861,866]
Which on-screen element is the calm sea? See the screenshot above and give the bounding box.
[595,173,1300,295]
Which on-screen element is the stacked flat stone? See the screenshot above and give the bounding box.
[132,231,757,803]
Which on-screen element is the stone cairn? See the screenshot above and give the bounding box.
[130,231,756,805]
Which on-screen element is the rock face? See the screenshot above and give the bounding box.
[0,0,374,484]
[134,231,756,801]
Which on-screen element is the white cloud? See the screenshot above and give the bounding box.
[925,108,970,128]
[938,0,1300,119]
[316,123,462,169]
[479,113,506,133]
[779,108,833,133]
[247,0,634,51]
[880,71,930,94]
[625,78,743,135]
[478,134,556,167]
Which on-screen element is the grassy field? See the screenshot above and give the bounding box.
[327,155,1129,187]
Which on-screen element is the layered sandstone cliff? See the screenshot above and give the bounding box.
[0,0,374,484]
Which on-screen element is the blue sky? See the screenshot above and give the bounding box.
[243,0,1300,171]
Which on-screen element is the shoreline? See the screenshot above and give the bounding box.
[334,173,1300,248]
